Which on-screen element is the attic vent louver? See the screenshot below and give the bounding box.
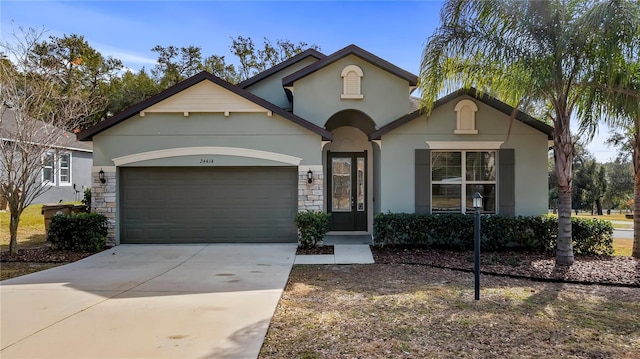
[454,99,478,134]
[341,65,363,99]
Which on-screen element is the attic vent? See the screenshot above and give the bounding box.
[341,65,363,99]
[454,99,478,134]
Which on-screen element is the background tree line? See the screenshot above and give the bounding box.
[549,139,633,215]
[2,29,319,131]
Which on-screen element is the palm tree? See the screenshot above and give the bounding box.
[419,0,640,265]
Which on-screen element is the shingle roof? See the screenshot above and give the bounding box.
[1,107,93,152]
[77,71,333,141]
[238,49,326,89]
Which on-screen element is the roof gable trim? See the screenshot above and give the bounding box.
[282,44,418,87]
[78,71,333,141]
[370,88,554,140]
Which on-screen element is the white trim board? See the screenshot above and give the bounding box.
[112,146,303,166]
[426,141,504,150]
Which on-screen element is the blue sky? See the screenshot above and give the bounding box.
[0,0,617,162]
[0,1,442,74]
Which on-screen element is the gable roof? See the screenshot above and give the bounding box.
[282,44,418,87]
[370,88,554,140]
[238,49,326,89]
[1,107,93,152]
[77,71,333,141]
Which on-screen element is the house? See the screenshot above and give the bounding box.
[77,44,552,245]
[0,108,93,206]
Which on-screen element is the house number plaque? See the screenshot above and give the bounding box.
[199,158,215,164]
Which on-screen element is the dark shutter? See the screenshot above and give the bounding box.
[499,149,515,216]
[415,149,431,213]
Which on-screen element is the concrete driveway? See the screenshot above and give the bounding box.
[0,244,296,359]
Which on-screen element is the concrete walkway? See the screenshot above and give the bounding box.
[0,244,296,359]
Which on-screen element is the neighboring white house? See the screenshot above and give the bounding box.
[1,108,93,206]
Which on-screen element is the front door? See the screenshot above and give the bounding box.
[327,152,366,231]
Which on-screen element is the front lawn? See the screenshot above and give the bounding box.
[0,204,47,251]
[260,264,640,358]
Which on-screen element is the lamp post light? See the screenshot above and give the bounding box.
[472,192,483,301]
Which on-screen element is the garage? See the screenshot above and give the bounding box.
[119,166,298,244]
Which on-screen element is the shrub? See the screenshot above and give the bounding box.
[373,213,613,255]
[571,217,614,256]
[295,211,330,248]
[47,212,108,252]
[82,187,91,211]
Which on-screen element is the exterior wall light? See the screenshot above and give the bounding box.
[307,169,313,184]
[99,169,106,184]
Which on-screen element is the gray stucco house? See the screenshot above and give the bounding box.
[1,108,93,206]
[77,44,552,245]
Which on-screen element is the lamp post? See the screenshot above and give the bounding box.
[472,192,483,301]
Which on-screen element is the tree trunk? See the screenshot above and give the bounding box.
[554,112,574,266]
[9,209,20,255]
[633,128,640,259]
[596,199,603,216]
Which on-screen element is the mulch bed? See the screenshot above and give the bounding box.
[296,245,334,255]
[0,247,97,263]
[372,246,640,287]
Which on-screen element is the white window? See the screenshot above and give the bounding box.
[59,153,71,184]
[431,151,496,213]
[42,151,72,186]
[42,153,55,184]
[341,65,364,99]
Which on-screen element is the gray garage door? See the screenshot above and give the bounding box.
[120,167,298,244]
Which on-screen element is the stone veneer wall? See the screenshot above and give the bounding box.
[92,168,116,246]
[298,166,324,212]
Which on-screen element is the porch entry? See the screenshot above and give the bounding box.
[327,151,367,231]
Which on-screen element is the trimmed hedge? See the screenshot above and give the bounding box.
[295,211,330,248]
[47,212,108,252]
[373,213,613,255]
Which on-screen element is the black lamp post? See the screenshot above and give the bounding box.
[473,192,483,300]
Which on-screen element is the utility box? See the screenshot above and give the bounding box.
[41,204,87,232]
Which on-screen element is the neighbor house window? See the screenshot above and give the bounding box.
[431,151,496,213]
[59,153,70,184]
[42,152,55,184]
[42,152,72,186]
[341,65,364,99]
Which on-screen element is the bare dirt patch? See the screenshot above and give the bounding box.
[1,247,98,280]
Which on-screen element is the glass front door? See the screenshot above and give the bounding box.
[328,152,366,231]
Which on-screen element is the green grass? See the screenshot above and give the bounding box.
[573,213,633,222]
[613,238,634,256]
[0,204,47,251]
